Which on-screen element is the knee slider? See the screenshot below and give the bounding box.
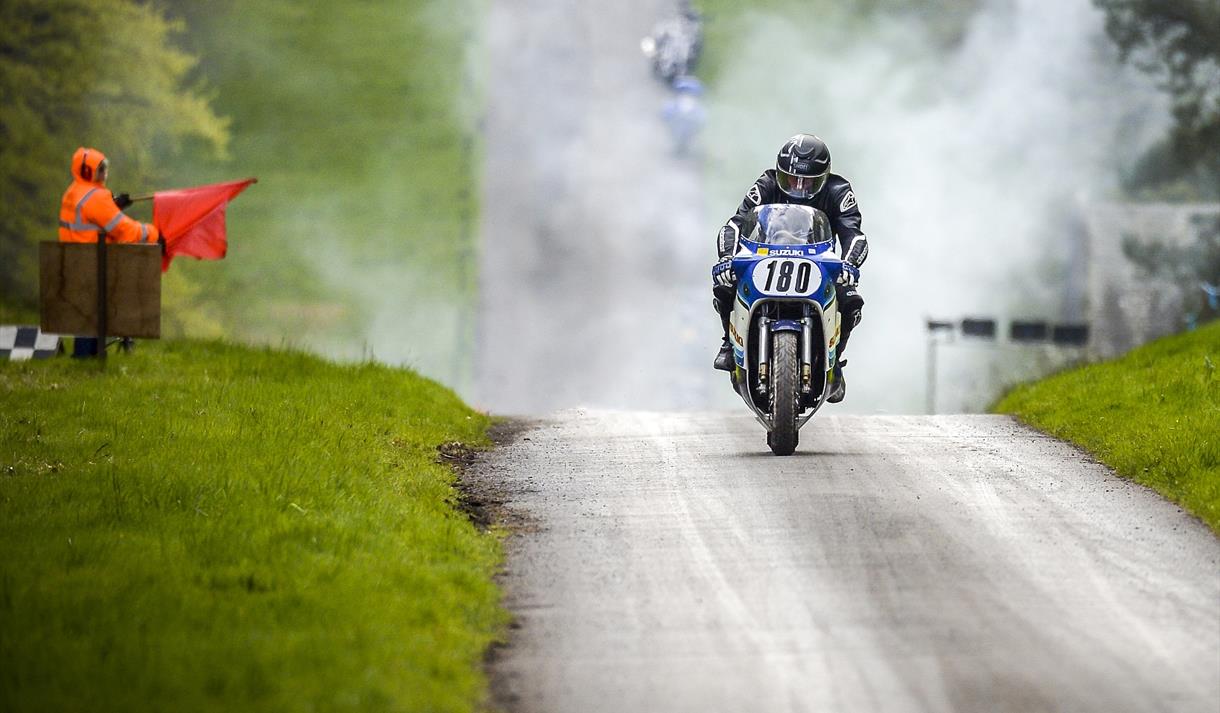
[712,285,735,315]
[836,285,864,328]
[844,299,863,329]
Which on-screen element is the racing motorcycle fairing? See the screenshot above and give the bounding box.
[720,204,848,437]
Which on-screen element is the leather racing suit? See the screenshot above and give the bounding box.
[714,169,868,360]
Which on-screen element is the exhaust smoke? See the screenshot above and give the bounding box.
[703,0,1170,413]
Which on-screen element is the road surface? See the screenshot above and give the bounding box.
[480,412,1220,713]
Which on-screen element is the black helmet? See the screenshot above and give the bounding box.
[775,134,830,200]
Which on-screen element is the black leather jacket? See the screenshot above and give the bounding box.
[717,170,869,268]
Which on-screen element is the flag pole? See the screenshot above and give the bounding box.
[129,177,256,203]
[96,231,107,364]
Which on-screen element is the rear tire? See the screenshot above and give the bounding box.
[768,331,800,456]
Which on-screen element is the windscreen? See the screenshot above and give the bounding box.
[747,204,833,247]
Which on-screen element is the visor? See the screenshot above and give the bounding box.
[776,169,827,200]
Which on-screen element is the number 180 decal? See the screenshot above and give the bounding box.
[751,258,819,296]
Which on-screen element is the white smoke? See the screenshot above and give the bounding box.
[472,0,722,414]
[288,0,1171,415]
[704,0,1171,413]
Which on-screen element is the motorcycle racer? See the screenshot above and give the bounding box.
[712,134,868,404]
[643,1,704,83]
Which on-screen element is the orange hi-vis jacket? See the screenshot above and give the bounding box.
[58,147,159,244]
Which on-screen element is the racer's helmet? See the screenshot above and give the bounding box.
[775,134,830,200]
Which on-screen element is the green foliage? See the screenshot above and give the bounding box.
[693,0,980,86]
[1094,0,1220,196]
[1,0,484,388]
[0,341,505,711]
[0,0,228,308]
[996,321,1220,533]
[149,1,484,387]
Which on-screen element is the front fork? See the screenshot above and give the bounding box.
[754,311,817,397]
[800,317,814,391]
[757,316,770,389]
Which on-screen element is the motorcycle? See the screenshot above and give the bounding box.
[716,204,846,456]
[661,76,706,157]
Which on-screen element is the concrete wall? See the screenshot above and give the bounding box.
[1083,202,1220,358]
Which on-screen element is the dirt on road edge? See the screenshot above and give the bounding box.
[446,418,545,713]
[445,419,540,532]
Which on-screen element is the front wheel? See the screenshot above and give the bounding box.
[768,331,800,456]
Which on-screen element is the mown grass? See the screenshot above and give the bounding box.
[0,340,504,712]
[995,322,1220,533]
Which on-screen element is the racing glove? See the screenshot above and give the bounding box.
[112,192,133,210]
[712,256,735,287]
[837,263,860,287]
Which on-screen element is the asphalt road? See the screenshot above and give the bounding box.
[481,412,1220,713]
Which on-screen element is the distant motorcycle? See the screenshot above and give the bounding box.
[716,205,847,455]
[661,76,706,156]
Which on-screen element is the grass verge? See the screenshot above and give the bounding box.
[995,322,1220,533]
[0,340,505,711]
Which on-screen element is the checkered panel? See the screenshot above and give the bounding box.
[0,326,62,361]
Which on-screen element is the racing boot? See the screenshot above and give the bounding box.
[827,359,847,403]
[713,338,734,371]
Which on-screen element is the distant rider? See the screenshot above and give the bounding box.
[711,134,868,403]
[646,1,703,82]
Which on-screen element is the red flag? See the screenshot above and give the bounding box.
[153,178,256,272]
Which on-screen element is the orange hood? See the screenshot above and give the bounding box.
[70,147,108,184]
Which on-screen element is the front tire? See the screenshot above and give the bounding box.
[768,331,800,456]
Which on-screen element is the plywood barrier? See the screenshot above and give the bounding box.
[39,242,161,339]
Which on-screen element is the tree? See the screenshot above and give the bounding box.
[0,0,228,308]
[1094,0,1220,196]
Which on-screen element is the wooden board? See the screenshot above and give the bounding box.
[39,242,161,338]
